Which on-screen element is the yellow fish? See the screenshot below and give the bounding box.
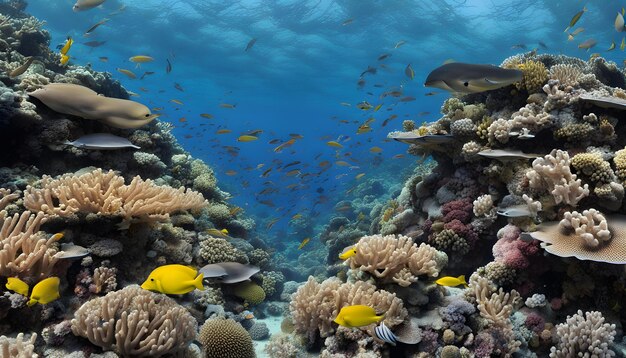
[28,277,61,306]
[6,277,29,297]
[60,54,70,66]
[292,213,302,220]
[435,275,468,288]
[327,141,343,148]
[334,305,383,328]
[369,146,383,153]
[355,173,365,180]
[216,129,232,134]
[60,37,73,55]
[200,113,213,119]
[373,104,383,112]
[339,245,357,260]
[237,135,258,142]
[129,55,154,67]
[298,237,310,250]
[357,125,372,134]
[141,264,203,295]
[116,68,137,79]
[207,228,229,238]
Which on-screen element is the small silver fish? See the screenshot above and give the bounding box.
[374,322,397,346]
[496,205,532,218]
[64,133,140,150]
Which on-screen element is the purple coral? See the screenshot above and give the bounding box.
[442,198,473,224]
[524,312,545,333]
[440,298,476,334]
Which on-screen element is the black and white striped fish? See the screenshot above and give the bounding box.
[374,322,398,346]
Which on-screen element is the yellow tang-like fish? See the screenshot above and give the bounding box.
[141,264,203,295]
[435,275,468,288]
[339,245,357,260]
[129,55,154,63]
[334,305,383,328]
[6,277,29,296]
[28,277,61,306]
[60,54,70,66]
[60,37,73,55]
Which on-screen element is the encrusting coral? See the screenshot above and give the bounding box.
[23,168,207,225]
[347,234,446,286]
[70,285,197,357]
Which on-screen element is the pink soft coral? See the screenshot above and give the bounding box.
[493,224,539,269]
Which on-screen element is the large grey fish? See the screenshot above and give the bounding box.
[424,62,523,93]
[199,262,260,284]
[64,133,140,150]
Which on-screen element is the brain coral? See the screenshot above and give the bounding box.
[232,281,266,305]
[198,318,255,358]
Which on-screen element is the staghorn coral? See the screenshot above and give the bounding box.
[289,276,407,344]
[549,310,616,357]
[347,234,446,287]
[23,168,207,226]
[0,210,61,280]
[71,285,197,357]
[526,149,589,206]
[0,333,38,358]
[198,318,255,358]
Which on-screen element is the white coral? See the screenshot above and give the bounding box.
[487,118,512,144]
[527,149,589,206]
[522,194,542,217]
[473,194,493,217]
[549,310,616,358]
[559,209,611,248]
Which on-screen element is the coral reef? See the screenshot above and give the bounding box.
[71,285,197,356]
[197,318,255,358]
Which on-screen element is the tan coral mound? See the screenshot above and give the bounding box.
[524,215,626,264]
[347,234,446,287]
[289,276,407,343]
[24,168,207,225]
[71,285,197,357]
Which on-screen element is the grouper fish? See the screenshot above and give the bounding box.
[424,62,523,94]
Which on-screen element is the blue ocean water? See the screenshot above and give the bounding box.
[24,0,621,247]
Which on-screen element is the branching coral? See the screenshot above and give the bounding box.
[0,210,61,280]
[515,60,548,92]
[23,168,207,225]
[0,333,38,358]
[558,209,611,248]
[526,149,589,206]
[347,234,446,287]
[473,194,493,217]
[549,310,616,357]
[71,285,197,357]
[289,276,407,344]
[470,274,520,328]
